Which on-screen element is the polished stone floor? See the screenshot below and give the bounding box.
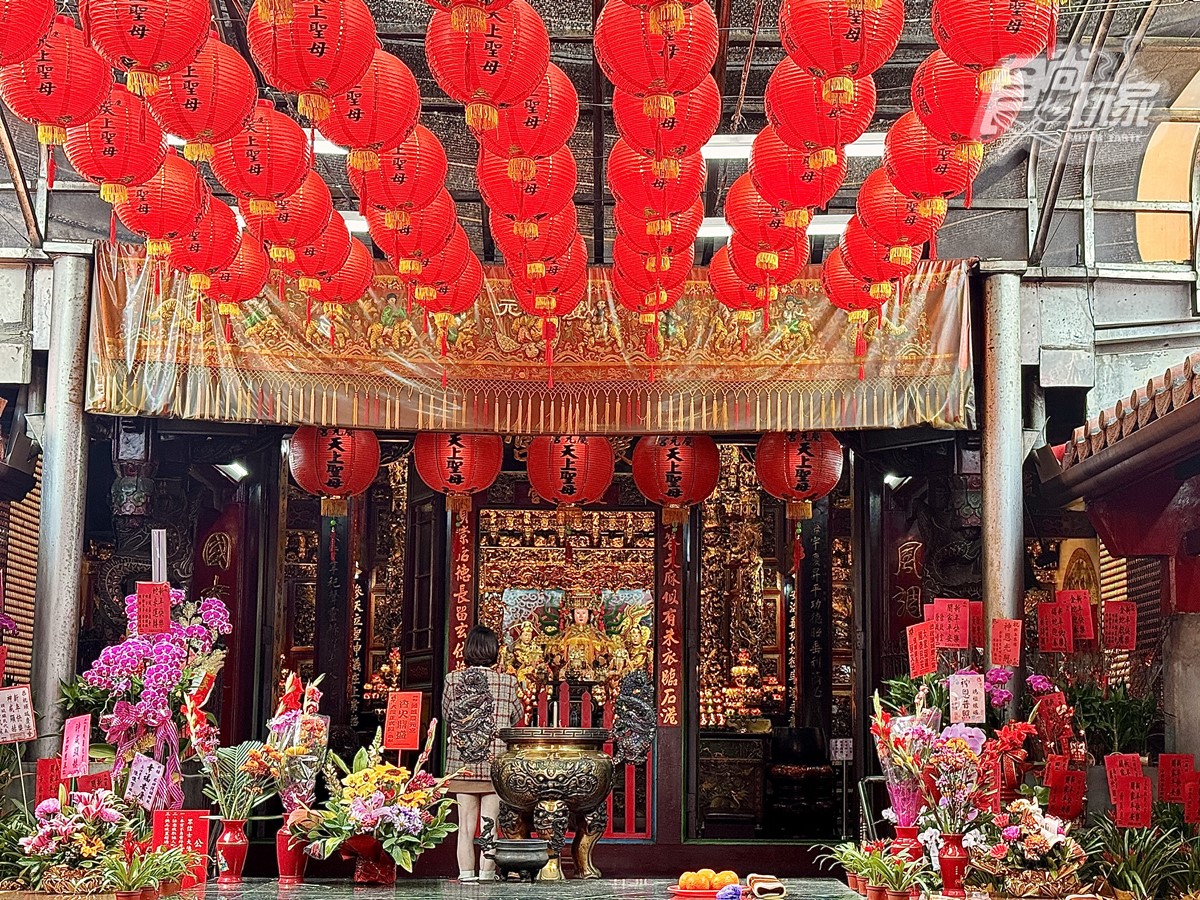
[202,878,855,900]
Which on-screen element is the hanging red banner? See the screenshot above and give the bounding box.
[658,527,683,727]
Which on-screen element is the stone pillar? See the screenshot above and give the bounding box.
[1165,615,1200,754]
[981,274,1024,662]
[32,254,91,755]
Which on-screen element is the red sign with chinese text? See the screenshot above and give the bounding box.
[1058,590,1094,642]
[1113,774,1153,828]
[1159,754,1195,803]
[136,582,172,635]
[76,769,112,793]
[382,691,423,750]
[907,621,937,677]
[1037,601,1074,653]
[35,757,61,802]
[968,600,984,649]
[991,618,1023,667]
[1104,601,1137,651]
[932,598,970,649]
[658,529,683,727]
[153,810,208,886]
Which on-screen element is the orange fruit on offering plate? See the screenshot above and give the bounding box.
[712,871,740,889]
[678,872,707,890]
[696,869,718,888]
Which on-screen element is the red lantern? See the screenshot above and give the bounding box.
[607,140,706,216]
[510,233,588,299]
[727,235,806,289]
[632,434,720,525]
[911,50,1024,163]
[856,167,945,262]
[0,0,54,66]
[80,0,210,97]
[765,61,876,167]
[146,30,257,163]
[709,244,771,352]
[821,243,887,374]
[247,0,377,121]
[366,189,457,276]
[883,111,982,214]
[723,173,804,252]
[490,205,579,279]
[423,0,514,34]
[777,0,904,105]
[0,16,111,151]
[114,150,209,259]
[931,0,1058,88]
[612,236,693,293]
[413,432,504,516]
[749,126,847,225]
[408,226,473,296]
[168,200,240,293]
[314,236,374,345]
[513,267,587,383]
[286,213,353,295]
[318,49,421,171]
[595,0,718,120]
[755,430,843,520]
[426,0,550,130]
[240,169,334,264]
[613,266,685,366]
[288,426,381,515]
[613,198,704,246]
[840,215,917,295]
[611,74,720,179]
[64,85,166,204]
[211,100,311,215]
[526,435,615,520]
[208,230,270,339]
[478,144,576,238]
[352,124,449,227]
[415,252,484,367]
[472,63,578,183]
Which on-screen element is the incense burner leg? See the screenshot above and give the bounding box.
[532,799,569,881]
[572,803,607,879]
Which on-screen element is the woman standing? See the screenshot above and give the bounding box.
[442,624,522,882]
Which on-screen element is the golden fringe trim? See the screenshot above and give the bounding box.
[821,75,855,106]
[784,208,811,228]
[786,499,812,521]
[955,140,984,163]
[270,245,295,263]
[218,302,241,316]
[398,258,422,275]
[466,101,498,130]
[37,123,65,146]
[451,4,486,31]
[125,70,160,97]
[384,209,411,229]
[646,218,672,236]
[298,92,330,122]
[869,281,893,299]
[189,272,212,291]
[183,140,214,163]
[808,147,838,169]
[298,276,320,292]
[146,239,171,258]
[756,250,779,270]
[526,261,546,278]
[917,197,947,218]
[977,67,1012,92]
[256,0,294,22]
[348,148,380,171]
[647,0,685,35]
[248,198,278,215]
[507,156,537,182]
[100,182,127,204]
[651,157,680,179]
[642,93,675,120]
[513,219,539,239]
[888,245,913,266]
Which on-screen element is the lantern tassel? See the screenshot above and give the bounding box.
[465,101,499,131]
[298,93,330,122]
[306,293,312,325]
[348,149,381,171]
[450,4,486,31]
[648,0,685,35]
[507,157,537,183]
[930,229,938,259]
[109,208,116,244]
[821,76,855,106]
[642,93,675,121]
[965,178,973,209]
[195,297,202,323]
[125,70,160,97]
[183,140,215,163]
[45,146,55,190]
[542,318,555,387]
[224,316,233,344]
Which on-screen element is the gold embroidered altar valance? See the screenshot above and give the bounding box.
[86,245,974,434]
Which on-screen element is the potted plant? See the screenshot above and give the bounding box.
[873,853,933,900]
[196,738,275,885]
[968,797,1087,897]
[99,835,155,900]
[146,846,202,897]
[1080,816,1187,900]
[816,842,869,894]
[859,840,894,900]
[17,789,132,894]
[292,726,456,884]
[1067,682,1158,760]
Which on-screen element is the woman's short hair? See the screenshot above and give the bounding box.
[464,624,500,667]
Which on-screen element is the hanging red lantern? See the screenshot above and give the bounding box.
[64,85,166,204]
[755,430,844,520]
[840,215,918,295]
[114,150,209,259]
[426,0,550,130]
[366,189,457,276]
[709,244,772,353]
[0,0,54,66]
[351,124,449,227]
[414,252,484,370]
[240,169,334,264]
[749,126,846,226]
[208,230,270,340]
[146,30,257,163]
[727,234,806,288]
[632,434,720,525]
[613,198,704,246]
[318,49,421,171]
[612,236,693,293]
[247,0,377,121]
[0,15,111,161]
[211,100,311,215]
[285,212,353,299]
[821,243,888,375]
[168,200,239,294]
[472,63,578,183]
[611,74,721,179]
[413,432,504,516]
[478,143,576,238]
[911,50,1024,163]
[723,173,804,253]
[613,267,685,367]
[931,0,1058,88]
[595,0,718,120]
[513,267,587,384]
[289,426,381,515]
[490,205,578,279]
[607,140,706,216]
[777,0,904,105]
[856,167,945,262]
[883,111,982,214]
[526,435,615,521]
[765,61,876,167]
[423,0,514,34]
[314,236,374,345]
[509,233,588,299]
[80,0,210,97]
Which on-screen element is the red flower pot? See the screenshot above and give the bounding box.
[848,873,862,893]
[215,818,249,885]
[866,883,888,900]
[276,825,308,886]
[938,832,968,899]
[341,834,397,886]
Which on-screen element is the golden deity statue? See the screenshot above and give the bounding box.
[550,590,612,685]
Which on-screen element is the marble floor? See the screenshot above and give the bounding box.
[208,879,856,900]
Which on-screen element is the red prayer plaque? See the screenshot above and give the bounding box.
[1047,768,1086,820]
[1104,601,1137,651]
[1186,779,1200,825]
[1105,752,1142,793]
[60,714,91,779]
[907,621,937,677]
[1044,754,1069,787]
[153,810,208,886]
[949,673,986,724]
[382,691,423,750]
[0,645,8,684]
[135,582,172,635]
[35,757,61,803]
[75,769,112,793]
[991,618,1023,667]
[0,684,37,743]
[968,601,984,649]
[1159,753,1195,803]
[1038,601,1074,653]
[1058,590,1095,642]
[1113,774,1153,828]
[933,598,970,649]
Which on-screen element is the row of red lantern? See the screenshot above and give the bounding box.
[596,0,718,364]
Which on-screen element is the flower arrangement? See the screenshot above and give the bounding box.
[870,692,939,827]
[247,671,329,813]
[197,738,276,821]
[17,789,132,893]
[99,834,158,895]
[1079,816,1190,900]
[968,798,1086,897]
[64,587,231,809]
[917,725,990,835]
[292,725,456,874]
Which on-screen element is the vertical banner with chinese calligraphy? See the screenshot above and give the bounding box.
[448,512,475,672]
[658,527,683,728]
